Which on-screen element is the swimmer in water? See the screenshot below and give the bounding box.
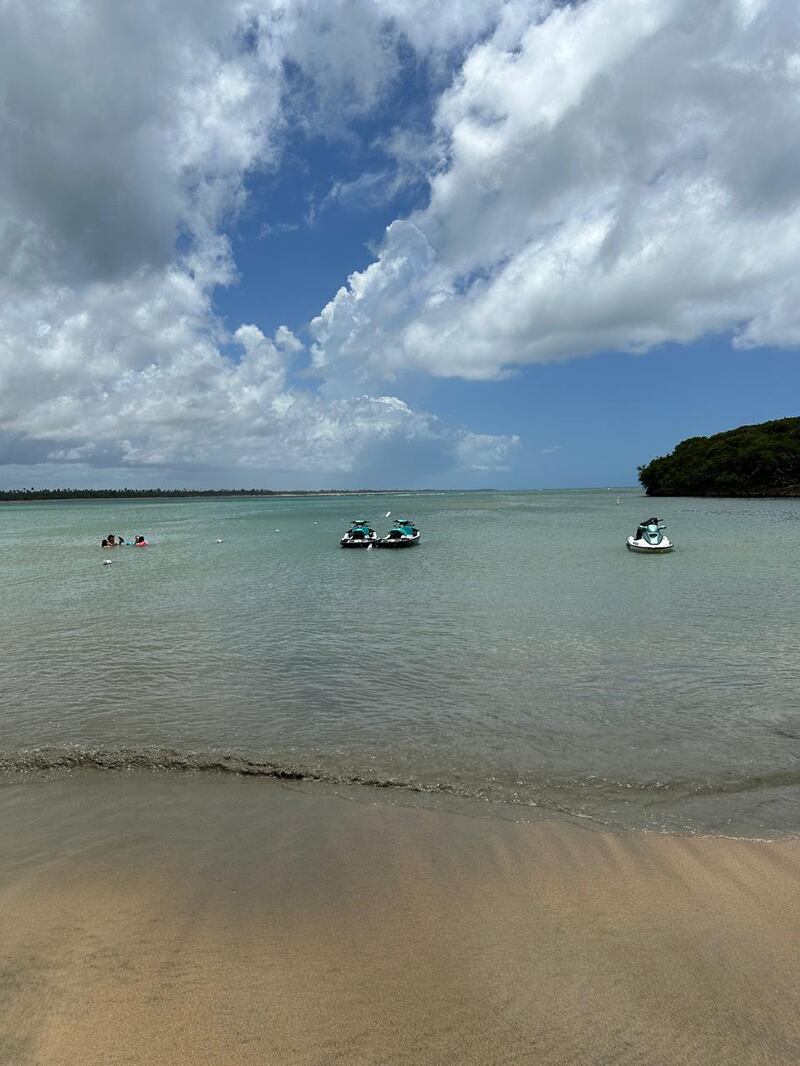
[134,535,149,547]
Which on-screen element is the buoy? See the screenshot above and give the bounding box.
[216,538,224,543]
[103,559,112,565]
[385,511,391,517]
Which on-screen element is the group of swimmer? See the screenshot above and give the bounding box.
[101,533,148,548]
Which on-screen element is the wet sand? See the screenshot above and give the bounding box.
[1,775,800,1065]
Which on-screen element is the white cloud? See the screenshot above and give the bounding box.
[7,0,796,485]
[258,222,300,238]
[0,0,515,482]
[310,220,443,377]
[311,0,800,380]
[456,431,520,470]
[1,271,515,474]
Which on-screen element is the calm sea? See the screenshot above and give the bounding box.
[2,490,799,836]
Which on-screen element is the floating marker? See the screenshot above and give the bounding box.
[103,559,112,565]
[385,511,391,517]
[216,538,224,543]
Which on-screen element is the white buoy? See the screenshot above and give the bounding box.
[216,538,224,543]
[385,511,391,517]
[103,559,112,565]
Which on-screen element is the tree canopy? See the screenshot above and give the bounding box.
[0,488,410,502]
[639,417,800,497]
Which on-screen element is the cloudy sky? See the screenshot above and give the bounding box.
[1,0,799,489]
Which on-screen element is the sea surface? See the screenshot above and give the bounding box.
[2,490,799,837]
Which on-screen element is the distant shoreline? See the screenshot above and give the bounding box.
[0,488,436,502]
[0,487,639,502]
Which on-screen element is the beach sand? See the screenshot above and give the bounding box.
[1,775,799,1065]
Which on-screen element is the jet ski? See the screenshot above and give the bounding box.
[378,518,420,547]
[626,517,674,553]
[340,519,378,548]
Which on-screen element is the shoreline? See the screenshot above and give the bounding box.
[3,752,800,839]
[0,486,641,503]
[1,490,426,503]
[644,489,800,498]
[2,774,800,1065]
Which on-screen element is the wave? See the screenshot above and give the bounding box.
[0,745,470,795]
[3,745,800,806]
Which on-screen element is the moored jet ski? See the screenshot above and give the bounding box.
[378,518,420,547]
[626,517,674,553]
[340,519,378,548]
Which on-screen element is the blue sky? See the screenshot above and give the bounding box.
[1,0,798,489]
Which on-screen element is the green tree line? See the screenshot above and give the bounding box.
[0,488,413,502]
[638,417,800,496]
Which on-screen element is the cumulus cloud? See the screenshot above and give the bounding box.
[7,0,795,486]
[311,220,443,377]
[1,0,284,291]
[0,0,514,482]
[455,431,520,471]
[311,0,800,380]
[0,265,515,476]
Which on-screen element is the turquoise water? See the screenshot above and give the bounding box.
[2,490,799,835]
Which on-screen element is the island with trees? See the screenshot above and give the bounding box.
[638,417,800,497]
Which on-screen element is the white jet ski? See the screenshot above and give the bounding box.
[626,517,674,553]
[378,518,420,547]
[340,519,378,548]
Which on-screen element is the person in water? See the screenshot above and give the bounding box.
[101,538,109,548]
[134,535,149,547]
[106,533,116,546]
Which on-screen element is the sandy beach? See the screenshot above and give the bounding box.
[1,775,799,1065]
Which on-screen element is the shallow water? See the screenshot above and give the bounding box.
[2,490,799,835]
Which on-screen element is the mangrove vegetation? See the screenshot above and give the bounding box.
[639,417,800,497]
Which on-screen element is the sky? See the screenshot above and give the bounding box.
[1,0,799,490]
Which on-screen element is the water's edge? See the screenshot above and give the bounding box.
[4,744,799,839]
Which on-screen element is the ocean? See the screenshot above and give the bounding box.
[2,489,799,837]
